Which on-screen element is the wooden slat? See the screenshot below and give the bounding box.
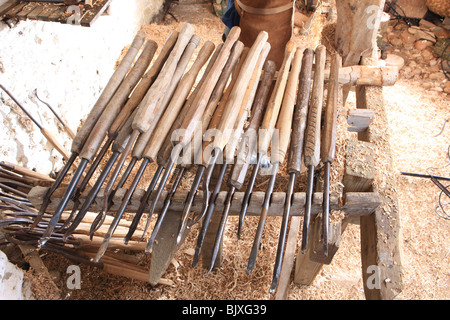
[26,3,45,20]
[46,5,66,22]
[16,1,38,20]
[79,0,112,27]
[37,4,59,21]
[0,0,18,17]
[3,1,25,18]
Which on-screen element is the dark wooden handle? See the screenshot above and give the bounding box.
[303,45,326,167]
[321,53,342,163]
[287,48,314,174]
[71,31,146,154]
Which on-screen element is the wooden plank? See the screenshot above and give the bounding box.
[46,5,66,22]
[0,0,18,17]
[26,3,45,20]
[79,0,112,27]
[3,1,25,19]
[37,4,59,21]
[28,186,381,218]
[347,109,375,132]
[16,1,38,20]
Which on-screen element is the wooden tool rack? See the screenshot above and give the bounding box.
[24,0,403,300]
[0,0,112,27]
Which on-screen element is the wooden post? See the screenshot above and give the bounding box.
[335,0,386,102]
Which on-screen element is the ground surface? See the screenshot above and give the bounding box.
[3,1,450,300]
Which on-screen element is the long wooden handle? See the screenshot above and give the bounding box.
[321,53,341,164]
[155,44,225,166]
[258,41,296,155]
[142,40,215,162]
[224,42,271,164]
[303,45,326,167]
[108,33,178,138]
[40,128,71,160]
[213,31,269,153]
[134,34,200,161]
[229,60,277,189]
[78,40,156,162]
[287,48,314,174]
[182,41,244,167]
[176,27,241,149]
[132,23,195,133]
[273,46,303,165]
[200,47,249,167]
[71,31,146,154]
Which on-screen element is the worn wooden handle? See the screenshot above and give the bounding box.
[155,43,225,166]
[132,23,195,133]
[214,31,269,152]
[273,46,303,165]
[230,60,277,189]
[40,128,70,160]
[287,48,314,174]
[303,45,326,167]
[107,39,161,138]
[177,26,241,149]
[186,41,244,167]
[224,42,271,164]
[111,109,136,154]
[71,31,146,154]
[78,39,156,162]
[321,53,341,164]
[201,47,249,167]
[258,40,296,155]
[142,40,215,162]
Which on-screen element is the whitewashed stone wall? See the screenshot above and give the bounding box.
[0,0,164,175]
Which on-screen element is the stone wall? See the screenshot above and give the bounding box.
[0,0,164,175]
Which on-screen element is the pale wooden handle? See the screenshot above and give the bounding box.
[155,43,225,166]
[143,40,216,162]
[186,41,244,167]
[230,60,277,189]
[178,26,241,148]
[71,31,145,154]
[258,40,296,155]
[214,31,269,151]
[287,48,314,174]
[78,40,156,162]
[132,23,195,133]
[224,42,271,164]
[200,48,249,167]
[107,39,161,138]
[303,45,326,167]
[40,128,70,160]
[273,46,304,164]
[321,53,342,163]
[0,161,54,181]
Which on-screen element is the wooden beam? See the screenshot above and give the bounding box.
[28,186,381,218]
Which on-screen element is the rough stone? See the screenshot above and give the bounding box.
[0,250,34,300]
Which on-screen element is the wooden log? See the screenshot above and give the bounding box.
[356,83,403,300]
[28,186,381,217]
[323,66,398,86]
